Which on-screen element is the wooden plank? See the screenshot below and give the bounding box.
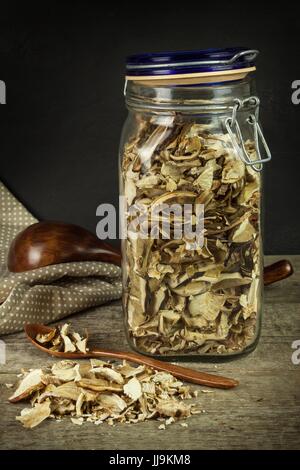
[0,255,299,450]
[1,371,299,450]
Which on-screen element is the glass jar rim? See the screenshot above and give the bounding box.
[125,76,255,112]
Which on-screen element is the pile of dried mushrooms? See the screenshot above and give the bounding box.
[122,116,261,355]
[9,360,198,428]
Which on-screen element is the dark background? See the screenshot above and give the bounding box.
[1,2,299,254]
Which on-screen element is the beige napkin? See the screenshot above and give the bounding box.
[0,182,122,335]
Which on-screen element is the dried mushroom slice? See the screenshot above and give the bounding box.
[16,400,51,429]
[9,369,44,403]
[77,377,123,392]
[91,366,124,385]
[188,292,225,320]
[231,218,256,243]
[221,156,245,183]
[98,393,128,413]
[118,362,145,378]
[123,377,142,401]
[156,399,192,418]
[36,329,56,344]
[171,280,209,297]
[51,361,81,382]
[50,382,82,401]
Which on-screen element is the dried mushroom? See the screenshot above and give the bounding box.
[9,369,44,403]
[10,360,199,428]
[121,117,261,355]
[16,400,51,428]
[123,377,142,401]
[35,323,88,354]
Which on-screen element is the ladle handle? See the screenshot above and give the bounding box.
[263,260,293,286]
[90,349,238,389]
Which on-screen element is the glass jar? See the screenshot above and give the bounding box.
[119,48,271,359]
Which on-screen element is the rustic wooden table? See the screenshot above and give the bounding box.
[0,255,299,450]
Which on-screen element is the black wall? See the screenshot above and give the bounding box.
[1,2,300,254]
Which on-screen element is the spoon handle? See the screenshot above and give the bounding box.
[263,259,293,286]
[90,349,238,389]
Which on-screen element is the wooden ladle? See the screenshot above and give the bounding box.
[7,222,293,286]
[8,221,121,272]
[24,323,238,389]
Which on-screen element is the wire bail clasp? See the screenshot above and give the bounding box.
[225,96,272,172]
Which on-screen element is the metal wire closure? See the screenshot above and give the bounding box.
[123,78,128,97]
[224,96,271,172]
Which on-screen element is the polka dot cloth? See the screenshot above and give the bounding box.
[0,182,122,335]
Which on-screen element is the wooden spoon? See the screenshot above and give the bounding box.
[24,323,239,389]
[8,221,121,272]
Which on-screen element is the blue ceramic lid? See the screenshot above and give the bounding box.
[126,47,258,77]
